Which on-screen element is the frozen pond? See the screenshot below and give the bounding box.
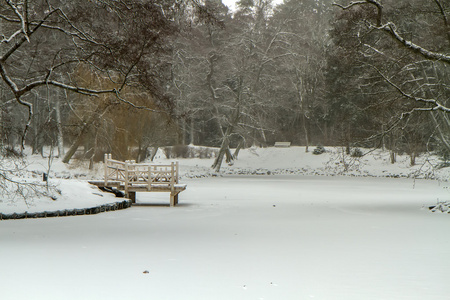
[1,176,449,300]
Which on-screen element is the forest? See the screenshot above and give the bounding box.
[0,0,449,170]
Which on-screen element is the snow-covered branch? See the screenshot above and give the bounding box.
[334,0,450,64]
[0,8,59,62]
[379,22,450,64]
[333,1,370,10]
[5,0,30,41]
[370,65,450,113]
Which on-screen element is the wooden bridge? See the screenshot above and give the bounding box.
[89,154,187,206]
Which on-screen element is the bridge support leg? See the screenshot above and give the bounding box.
[170,193,179,207]
[128,191,136,204]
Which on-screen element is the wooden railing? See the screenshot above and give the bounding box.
[89,154,186,206]
[104,153,180,194]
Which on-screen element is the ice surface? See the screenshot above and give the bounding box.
[0,147,449,299]
[1,176,449,300]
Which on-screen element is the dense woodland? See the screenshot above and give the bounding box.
[0,0,449,170]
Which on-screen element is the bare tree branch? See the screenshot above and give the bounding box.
[0,8,59,62]
[5,0,30,41]
[379,22,450,64]
[370,64,450,113]
[433,0,450,44]
[334,0,450,64]
[333,1,370,10]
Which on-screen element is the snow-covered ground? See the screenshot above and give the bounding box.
[1,146,449,299]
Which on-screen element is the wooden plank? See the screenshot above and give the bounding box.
[125,184,186,193]
[88,180,121,187]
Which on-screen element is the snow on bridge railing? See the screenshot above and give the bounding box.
[103,153,180,193]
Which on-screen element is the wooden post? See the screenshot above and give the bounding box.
[129,191,136,204]
[170,162,175,193]
[175,161,179,184]
[170,193,178,207]
[104,153,108,186]
[147,165,151,191]
[124,161,129,197]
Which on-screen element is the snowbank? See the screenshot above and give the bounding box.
[154,146,450,181]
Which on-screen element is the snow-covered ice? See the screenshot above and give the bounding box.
[1,175,450,300]
[0,147,449,299]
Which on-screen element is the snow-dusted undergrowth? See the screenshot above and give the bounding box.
[158,146,449,181]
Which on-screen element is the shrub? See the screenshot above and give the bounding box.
[313,145,326,155]
[163,145,188,158]
[351,148,363,158]
[2,146,23,158]
[163,145,218,158]
[436,145,450,164]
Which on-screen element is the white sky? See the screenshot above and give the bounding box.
[222,0,283,11]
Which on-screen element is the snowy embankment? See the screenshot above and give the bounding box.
[1,146,449,215]
[164,146,450,180]
[0,180,131,217]
[22,145,450,181]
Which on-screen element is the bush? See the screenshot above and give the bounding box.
[436,145,450,163]
[2,146,23,158]
[163,145,218,159]
[313,145,326,155]
[163,145,189,158]
[351,148,363,158]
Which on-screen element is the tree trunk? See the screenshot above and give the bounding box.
[189,117,195,145]
[323,122,328,146]
[233,138,244,160]
[32,96,43,155]
[181,118,186,145]
[212,127,234,172]
[212,139,229,172]
[89,127,99,170]
[390,150,396,164]
[302,112,309,152]
[62,125,88,164]
[410,152,416,166]
[225,146,233,164]
[55,92,64,157]
[150,146,159,161]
